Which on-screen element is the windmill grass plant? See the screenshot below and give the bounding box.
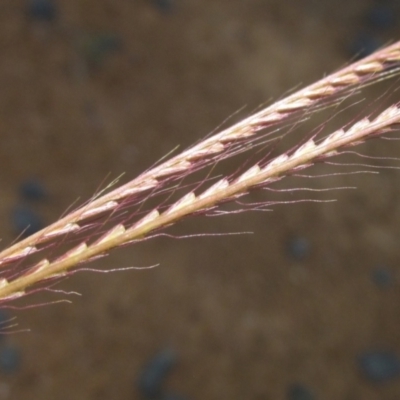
[1,41,400,305]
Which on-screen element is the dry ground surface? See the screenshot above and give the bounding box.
[0,0,400,399]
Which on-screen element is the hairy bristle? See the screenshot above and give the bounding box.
[1,43,400,302]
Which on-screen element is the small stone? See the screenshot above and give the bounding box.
[349,34,381,60]
[371,267,393,288]
[27,0,57,22]
[12,206,43,238]
[80,33,122,67]
[19,179,47,201]
[0,346,21,374]
[287,383,315,400]
[358,351,400,382]
[366,5,395,30]
[286,236,310,261]
[137,348,177,398]
[152,0,174,14]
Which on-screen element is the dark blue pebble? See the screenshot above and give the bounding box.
[19,179,47,201]
[349,34,381,60]
[12,206,43,238]
[287,383,315,400]
[27,0,57,22]
[82,33,122,67]
[286,237,310,261]
[152,0,174,14]
[138,348,177,398]
[94,34,121,53]
[366,5,395,30]
[0,346,21,374]
[371,267,393,288]
[359,351,400,382]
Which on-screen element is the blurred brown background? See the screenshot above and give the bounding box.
[0,0,400,399]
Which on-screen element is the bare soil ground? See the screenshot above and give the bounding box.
[0,0,400,399]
